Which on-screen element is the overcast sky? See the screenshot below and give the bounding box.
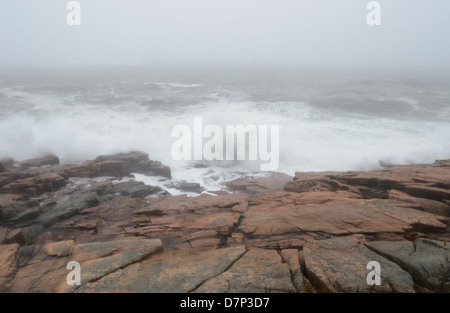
[1,0,449,69]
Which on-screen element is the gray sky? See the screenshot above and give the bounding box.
[1,0,449,68]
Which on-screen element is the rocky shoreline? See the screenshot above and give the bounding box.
[1,152,449,292]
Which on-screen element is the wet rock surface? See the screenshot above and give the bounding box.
[77,246,246,293]
[366,239,450,292]
[1,153,450,292]
[303,237,415,293]
[95,152,172,179]
[7,238,163,293]
[194,249,296,293]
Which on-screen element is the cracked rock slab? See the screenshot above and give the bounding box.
[7,238,162,292]
[366,239,450,292]
[0,244,19,290]
[151,212,241,237]
[77,246,246,293]
[303,237,415,293]
[239,191,447,238]
[194,249,296,293]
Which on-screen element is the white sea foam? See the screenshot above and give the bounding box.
[2,97,449,174]
[1,71,450,195]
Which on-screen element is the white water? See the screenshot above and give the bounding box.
[1,68,450,193]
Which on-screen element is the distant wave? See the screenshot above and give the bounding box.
[143,82,203,88]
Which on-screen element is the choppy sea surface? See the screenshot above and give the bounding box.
[1,67,449,194]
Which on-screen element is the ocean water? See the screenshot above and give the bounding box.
[1,67,450,193]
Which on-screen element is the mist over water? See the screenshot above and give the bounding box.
[1,67,450,184]
[2,0,450,191]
